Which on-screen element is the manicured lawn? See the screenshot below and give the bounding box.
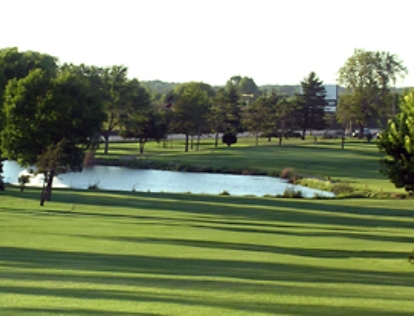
[1,186,414,315]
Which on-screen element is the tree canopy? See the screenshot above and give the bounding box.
[337,49,407,135]
[377,90,414,194]
[0,67,106,203]
[297,72,326,139]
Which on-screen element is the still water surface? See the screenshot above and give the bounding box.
[2,161,334,198]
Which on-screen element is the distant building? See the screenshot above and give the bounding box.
[324,84,338,113]
[298,84,338,112]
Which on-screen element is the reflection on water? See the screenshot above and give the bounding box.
[2,160,334,198]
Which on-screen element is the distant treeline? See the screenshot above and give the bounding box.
[142,80,410,98]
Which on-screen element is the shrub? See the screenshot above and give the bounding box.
[277,188,303,198]
[222,133,237,147]
[18,174,31,192]
[280,168,299,183]
[219,190,230,195]
[331,183,355,195]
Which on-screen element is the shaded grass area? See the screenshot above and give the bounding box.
[95,137,399,193]
[1,186,414,315]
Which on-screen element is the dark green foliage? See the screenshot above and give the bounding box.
[222,133,237,147]
[120,107,167,154]
[297,72,327,139]
[171,82,212,152]
[377,91,414,194]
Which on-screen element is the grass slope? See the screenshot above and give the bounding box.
[1,186,414,315]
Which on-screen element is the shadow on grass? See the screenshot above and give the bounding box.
[3,186,414,232]
[80,236,409,260]
[1,300,411,316]
[0,307,159,315]
[1,246,414,287]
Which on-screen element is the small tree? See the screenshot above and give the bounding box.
[377,90,414,194]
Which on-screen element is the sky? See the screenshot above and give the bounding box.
[1,0,413,87]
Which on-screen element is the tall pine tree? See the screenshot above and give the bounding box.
[297,72,326,139]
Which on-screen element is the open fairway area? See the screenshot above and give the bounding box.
[1,184,414,315]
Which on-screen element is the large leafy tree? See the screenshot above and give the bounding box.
[118,80,160,154]
[338,49,407,136]
[297,72,326,139]
[171,82,212,152]
[0,48,59,172]
[0,68,105,204]
[100,65,130,154]
[377,90,414,194]
[228,75,259,105]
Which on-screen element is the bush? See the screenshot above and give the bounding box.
[277,188,303,198]
[331,183,355,195]
[219,190,230,195]
[222,133,237,147]
[280,168,299,183]
[18,174,31,192]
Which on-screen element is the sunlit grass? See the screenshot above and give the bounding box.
[1,186,414,315]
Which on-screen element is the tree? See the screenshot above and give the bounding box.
[338,49,407,137]
[228,76,259,105]
[172,82,212,152]
[297,72,326,139]
[0,68,105,204]
[209,83,241,147]
[243,96,267,146]
[377,90,414,194]
[100,65,130,154]
[262,92,295,146]
[119,106,167,154]
[0,48,59,155]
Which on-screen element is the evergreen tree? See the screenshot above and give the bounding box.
[297,72,326,139]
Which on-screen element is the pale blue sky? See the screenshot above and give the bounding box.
[1,0,412,87]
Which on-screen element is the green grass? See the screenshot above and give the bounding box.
[1,186,414,315]
[95,137,403,193]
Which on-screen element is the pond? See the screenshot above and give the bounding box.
[1,161,334,198]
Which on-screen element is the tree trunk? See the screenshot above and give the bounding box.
[40,170,54,206]
[301,127,307,140]
[196,134,201,151]
[268,136,271,142]
[190,135,194,150]
[185,134,189,152]
[103,134,109,154]
[255,133,259,146]
[279,135,283,146]
[140,142,144,154]
[215,132,219,147]
[359,125,364,139]
[45,170,54,201]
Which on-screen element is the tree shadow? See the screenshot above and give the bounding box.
[3,187,414,232]
[1,246,413,287]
